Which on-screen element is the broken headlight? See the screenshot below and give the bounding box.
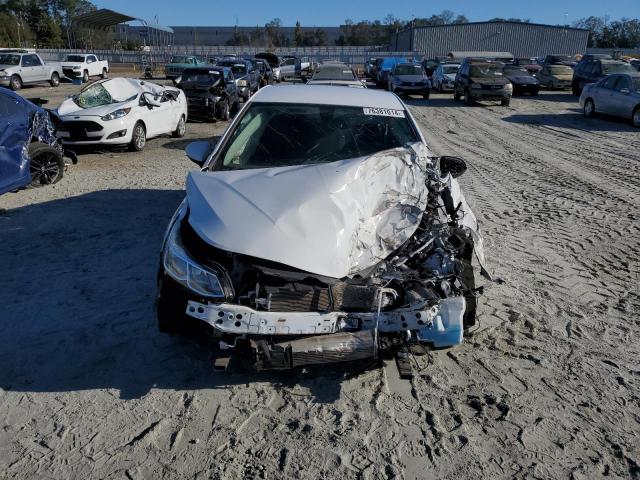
[163,220,231,299]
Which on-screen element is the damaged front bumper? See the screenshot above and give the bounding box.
[184,297,464,348]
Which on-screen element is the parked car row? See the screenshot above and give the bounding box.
[0,50,110,90]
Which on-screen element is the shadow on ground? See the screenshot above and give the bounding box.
[0,189,351,402]
[503,111,636,132]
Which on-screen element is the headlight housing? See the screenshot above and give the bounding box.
[163,220,233,299]
[101,107,131,121]
[504,83,513,91]
[237,79,247,87]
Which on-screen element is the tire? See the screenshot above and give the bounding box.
[9,75,22,91]
[583,98,596,118]
[218,101,230,121]
[423,92,430,100]
[49,72,60,87]
[129,122,146,151]
[501,97,511,107]
[633,107,640,128]
[439,82,444,93]
[453,88,461,101]
[82,70,89,83]
[464,89,472,105]
[172,115,186,138]
[101,68,108,79]
[28,142,64,186]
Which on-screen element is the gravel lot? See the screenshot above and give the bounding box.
[1,80,639,480]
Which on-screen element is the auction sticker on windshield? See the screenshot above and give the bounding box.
[363,107,405,118]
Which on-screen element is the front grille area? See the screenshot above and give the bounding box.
[61,121,103,141]
[481,84,503,90]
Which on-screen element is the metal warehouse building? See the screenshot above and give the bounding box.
[393,21,589,58]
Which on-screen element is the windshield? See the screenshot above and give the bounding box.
[603,63,634,74]
[170,56,190,64]
[181,70,221,84]
[312,67,356,81]
[549,65,573,74]
[470,64,503,77]
[231,64,247,75]
[216,103,418,171]
[442,65,459,74]
[65,55,85,62]
[73,83,113,108]
[395,65,423,76]
[0,54,20,66]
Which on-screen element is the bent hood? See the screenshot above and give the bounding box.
[186,144,432,279]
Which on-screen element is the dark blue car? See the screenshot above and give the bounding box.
[0,88,71,195]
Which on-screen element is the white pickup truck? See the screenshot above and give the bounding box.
[61,54,109,83]
[0,50,63,90]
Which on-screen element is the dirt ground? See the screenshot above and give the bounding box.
[1,80,639,480]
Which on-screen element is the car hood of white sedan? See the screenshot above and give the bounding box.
[185,143,433,279]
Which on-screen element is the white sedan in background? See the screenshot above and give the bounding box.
[56,78,187,151]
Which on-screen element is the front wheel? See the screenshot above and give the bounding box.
[453,89,461,101]
[572,82,580,96]
[28,142,64,186]
[129,122,146,151]
[583,98,596,118]
[501,97,511,107]
[464,89,472,105]
[217,100,230,121]
[633,108,640,128]
[10,75,22,91]
[173,115,186,138]
[82,70,89,83]
[101,68,108,79]
[50,72,60,87]
[423,92,430,100]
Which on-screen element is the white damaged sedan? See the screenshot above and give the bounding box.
[56,78,187,151]
[157,85,492,371]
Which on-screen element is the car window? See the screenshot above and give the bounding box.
[613,76,632,92]
[312,66,356,81]
[21,55,33,67]
[470,64,503,77]
[217,103,419,171]
[602,63,633,75]
[394,64,423,76]
[87,56,96,63]
[442,65,459,74]
[0,92,22,116]
[65,55,85,62]
[29,55,42,66]
[601,76,619,89]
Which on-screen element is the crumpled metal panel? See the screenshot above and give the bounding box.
[0,91,62,195]
[185,143,433,279]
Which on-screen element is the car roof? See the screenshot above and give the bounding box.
[251,85,405,109]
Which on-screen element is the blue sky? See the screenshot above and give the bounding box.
[95,0,638,26]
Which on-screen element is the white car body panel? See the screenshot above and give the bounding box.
[56,78,187,146]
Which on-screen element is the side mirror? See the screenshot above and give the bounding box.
[185,140,212,167]
[440,156,467,178]
[143,92,161,107]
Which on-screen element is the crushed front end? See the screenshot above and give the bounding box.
[156,144,490,371]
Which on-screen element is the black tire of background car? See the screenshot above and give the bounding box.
[464,89,472,105]
[50,72,59,87]
[129,122,146,151]
[584,99,596,118]
[633,107,640,128]
[10,75,22,91]
[28,142,64,186]
[101,68,108,79]
[172,116,186,138]
[423,92,430,100]
[501,97,511,107]
[218,101,230,121]
[82,70,89,83]
[439,82,444,93]
[453,88,461,101]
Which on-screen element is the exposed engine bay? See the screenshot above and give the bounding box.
[158,143,493,372]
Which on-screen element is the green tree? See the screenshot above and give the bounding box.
[294,20,303,47]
